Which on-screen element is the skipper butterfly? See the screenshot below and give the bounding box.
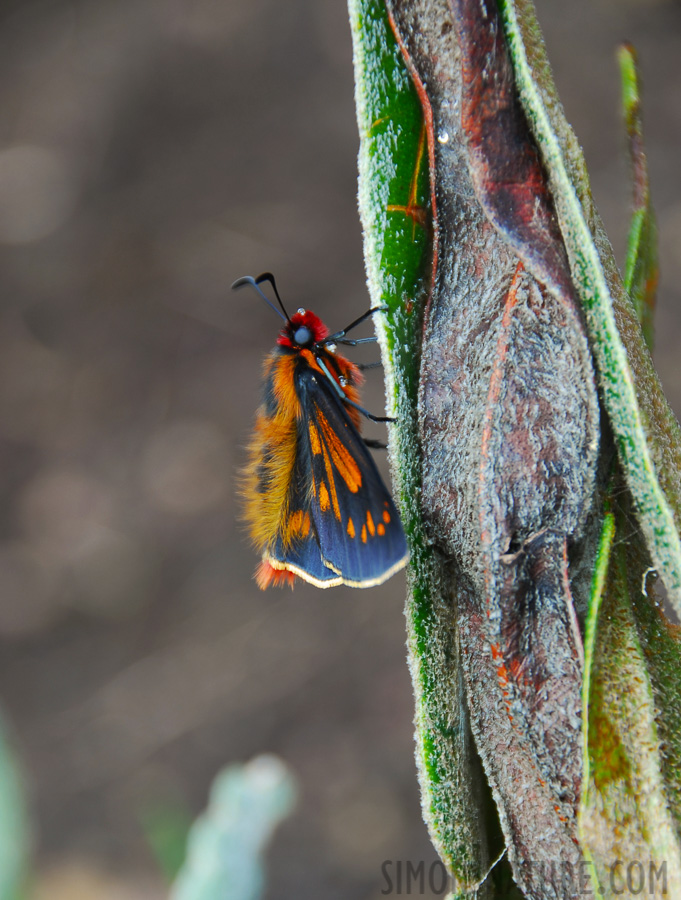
[234,273,408,589]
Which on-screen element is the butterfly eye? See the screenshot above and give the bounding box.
[294,326,313,346]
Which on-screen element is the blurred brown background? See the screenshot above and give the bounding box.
[0,0,678,897]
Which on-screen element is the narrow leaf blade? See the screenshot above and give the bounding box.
[498,0,681,617]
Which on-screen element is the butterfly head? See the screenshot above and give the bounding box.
[278,310,329,350]
[231,273,331,351]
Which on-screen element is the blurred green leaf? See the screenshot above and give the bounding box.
[170,756,295,900]
[0,718,29,900]
[140,800,192,883]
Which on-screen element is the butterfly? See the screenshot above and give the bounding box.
[234,272,408,589]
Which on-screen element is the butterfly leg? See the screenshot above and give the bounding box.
[357,361,383,371]
[343,397,395,423]
[316,356,395,423]
[325,306,388,342]
[335,336,378,347]
[363,438,387,450]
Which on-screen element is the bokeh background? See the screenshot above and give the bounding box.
[0,0,679,897]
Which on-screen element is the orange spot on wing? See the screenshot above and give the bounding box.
[366,510,376,537]
[383,510,391,524]
[321,454,341,520]
[282,508,312,546]
[328,475,341,521]
[316,410,362,493]
[316,422,343,521]
[319,482,330,512]
[377,523,385,536]
[361,524,367,543]
[288,509,304,536]
[347,517,355,538]
[308,422,322,455]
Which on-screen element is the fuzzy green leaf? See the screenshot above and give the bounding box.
[498,0,681,618]
[581,501,681,898]
[579,45,681,896]
[619,43,658,352]
[349,1,508,894]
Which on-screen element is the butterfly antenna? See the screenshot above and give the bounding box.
[255,272,291,322]
[231,274,289,322]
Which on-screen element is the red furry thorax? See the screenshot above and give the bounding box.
[277,310,329,348]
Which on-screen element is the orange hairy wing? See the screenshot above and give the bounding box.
[240,352,300,554]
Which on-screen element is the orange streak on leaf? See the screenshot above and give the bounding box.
[386,119,429,239]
